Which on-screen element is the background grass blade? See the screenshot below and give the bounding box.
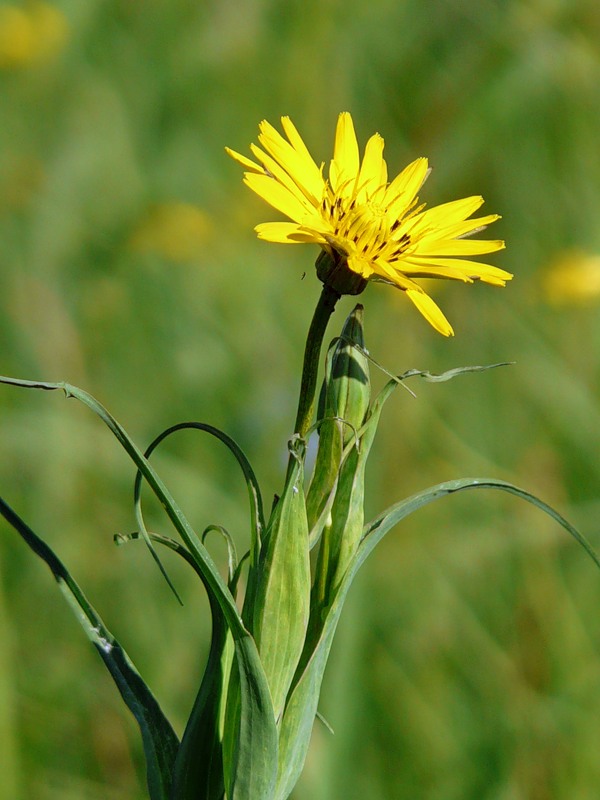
[0,495,179,800]
[0,550,21,800]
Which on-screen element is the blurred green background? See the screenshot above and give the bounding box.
[2,0,600,797]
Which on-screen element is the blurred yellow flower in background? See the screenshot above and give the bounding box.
[0,2,68,69]
[129,203,212,263]
[543,249,600,305]
[227,112,511,336]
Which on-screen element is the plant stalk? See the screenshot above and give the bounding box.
[293,285,341,438]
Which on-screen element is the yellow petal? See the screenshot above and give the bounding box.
[356,133,385,201]
[379,155,388,188]
[244,173,314,223]
[225,147,263,173]
[412,237,506,256]
[437,213,501,240]
[385,158,430,219]
[330,112,360,194]
[255,221,323,244]
[408,196,485,236]
[347,253,376,279]
[371,260,419,291]
[403,256,513,285]
[258,119,324,202]
[281,116,319,169]
[250,143,318,212]
[406,289,454,336]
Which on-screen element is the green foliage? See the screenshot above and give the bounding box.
[2,322,598,800]
[0,377,280,800]
[2,1,600,798]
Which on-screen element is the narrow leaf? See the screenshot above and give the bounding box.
[399,362,514,383]
[135,422,265,571]
[0,496,179,800]
[335,341,512,391]
[363,477,600,571]
[120,531,229,800]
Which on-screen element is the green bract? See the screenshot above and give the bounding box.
[251,437,310,722]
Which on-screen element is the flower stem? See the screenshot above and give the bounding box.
[294,285,341,438]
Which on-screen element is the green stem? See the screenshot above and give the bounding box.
[294,285,341,438]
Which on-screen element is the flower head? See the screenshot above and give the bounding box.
[227,112,511,336]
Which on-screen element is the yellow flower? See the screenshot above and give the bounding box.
[0,3,68,70]
[543,249,600,305]
[227,112,511,336]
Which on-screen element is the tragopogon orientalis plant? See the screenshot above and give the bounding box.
[2,113,599,800]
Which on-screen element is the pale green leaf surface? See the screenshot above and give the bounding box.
[252,438,310,722]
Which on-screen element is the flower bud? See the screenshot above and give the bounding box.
[330,304,370,443]
[306,305,370,537]
[309,306,373,606]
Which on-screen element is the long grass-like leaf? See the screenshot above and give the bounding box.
[362,477,600,570]
[117,530,230,800]
[0,496,179,800]
[134,422,265,571]
[336,337,513,391]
